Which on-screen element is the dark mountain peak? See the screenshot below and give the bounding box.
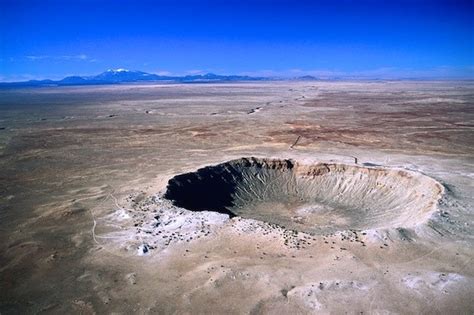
[295,75,319,81]
[202,73,218,78]
[60,76,88,84]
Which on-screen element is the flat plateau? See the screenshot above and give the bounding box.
[0,81,473,314]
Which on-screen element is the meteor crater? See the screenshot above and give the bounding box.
[164,157,444,233]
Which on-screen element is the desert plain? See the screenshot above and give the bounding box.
[0,81,473,314]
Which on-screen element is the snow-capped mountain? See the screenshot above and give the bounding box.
[92,69,161,82]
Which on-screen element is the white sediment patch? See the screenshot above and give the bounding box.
[404,97,467,104]
[287,280,374,311]
[105,208,131,221]
[401,272,466,293]
[96,193,231,256]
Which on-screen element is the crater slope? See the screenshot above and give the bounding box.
[164,157,444,233]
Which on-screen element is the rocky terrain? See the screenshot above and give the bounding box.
[0,81,473,313]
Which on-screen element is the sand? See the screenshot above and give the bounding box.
[0,81,473,314]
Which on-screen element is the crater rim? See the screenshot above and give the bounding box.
[163,157,444,233]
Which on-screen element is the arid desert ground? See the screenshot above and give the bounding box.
[0,81,473,314]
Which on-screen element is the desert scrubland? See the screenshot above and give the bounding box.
[0,81,473,314]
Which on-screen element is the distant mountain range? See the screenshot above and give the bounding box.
[0,69,321,87]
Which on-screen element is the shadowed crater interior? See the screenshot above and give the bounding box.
[164,157,443,233]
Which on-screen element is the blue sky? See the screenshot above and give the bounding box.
[0,0,473,81]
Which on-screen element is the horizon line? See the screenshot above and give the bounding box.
[1,67,474,83]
